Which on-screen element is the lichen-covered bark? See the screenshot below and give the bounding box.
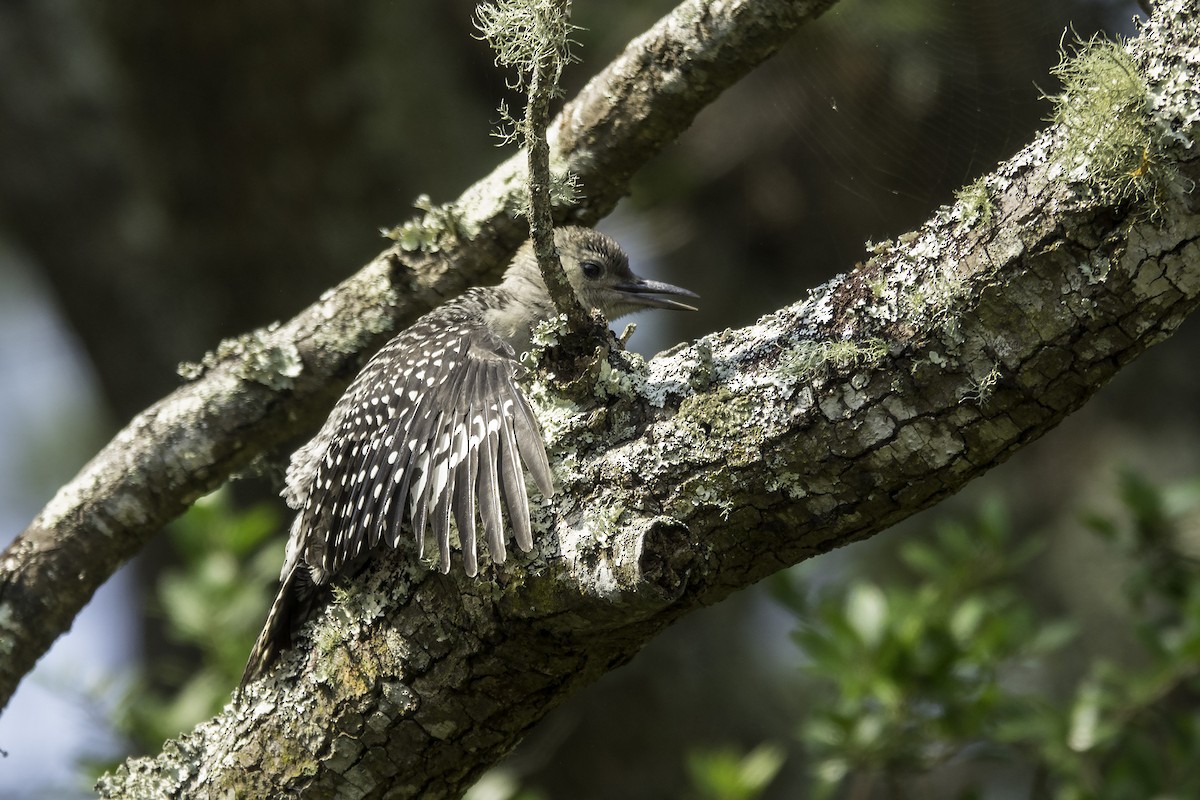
[0,0,836,713]
[98,3,1200,797]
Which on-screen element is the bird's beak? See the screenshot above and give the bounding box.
[613,277,700,312]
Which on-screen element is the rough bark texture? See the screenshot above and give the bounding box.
[97,2,1200,797]
[0,0,838,713]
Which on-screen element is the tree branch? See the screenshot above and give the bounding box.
[0,0,839,714]
[97,2,1200,796]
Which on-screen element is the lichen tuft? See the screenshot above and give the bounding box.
[1048,35,1170,217]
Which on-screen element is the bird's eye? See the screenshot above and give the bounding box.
[580,260,604,280]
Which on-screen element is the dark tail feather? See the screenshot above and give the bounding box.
[240,564,304,692]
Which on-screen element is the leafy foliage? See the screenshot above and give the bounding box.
[760,475,1200,799]
[771,501,1071,798]
[1026,471,1200,800]
[686,743,786,800]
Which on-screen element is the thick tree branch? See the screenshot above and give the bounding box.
[98,3,1200,796]
[0,0,837,711]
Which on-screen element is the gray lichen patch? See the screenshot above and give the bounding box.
[1137,0,1200,149]
[592,348,650,404]
[380,195,468,253]
[178,324,303,390]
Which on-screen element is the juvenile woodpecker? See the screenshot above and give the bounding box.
[243,226,697,684]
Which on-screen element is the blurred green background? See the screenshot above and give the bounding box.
[4,1,1199,798]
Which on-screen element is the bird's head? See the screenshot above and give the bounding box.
[491,227,698,355]
[552,227,699,320]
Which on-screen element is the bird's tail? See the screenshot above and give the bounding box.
[240,563,304,692]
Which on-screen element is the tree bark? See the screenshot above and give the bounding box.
[12,0,1200,796]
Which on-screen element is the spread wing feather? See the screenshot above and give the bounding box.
[498,404,533,552]
[477,403,505,564]
[453,412,480,576]
[292,315,553,585]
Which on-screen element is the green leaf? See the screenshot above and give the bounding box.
[686,744,785,800]
[846,583,889,649]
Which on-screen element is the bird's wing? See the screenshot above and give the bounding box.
[288,308,554,581]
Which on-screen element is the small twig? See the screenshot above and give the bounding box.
[526,35,590,329]
[476,0,590,330]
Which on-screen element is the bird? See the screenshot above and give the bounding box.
[242,226,698,686]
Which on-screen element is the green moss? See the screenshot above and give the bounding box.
[312,619,343,661]
[898,257,969,341]
[677,387,766,471]
[1049,36,1168,216]
[780,338,888,383]
[954,176,993,230]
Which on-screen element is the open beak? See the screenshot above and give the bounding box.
[613,277,700,312]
